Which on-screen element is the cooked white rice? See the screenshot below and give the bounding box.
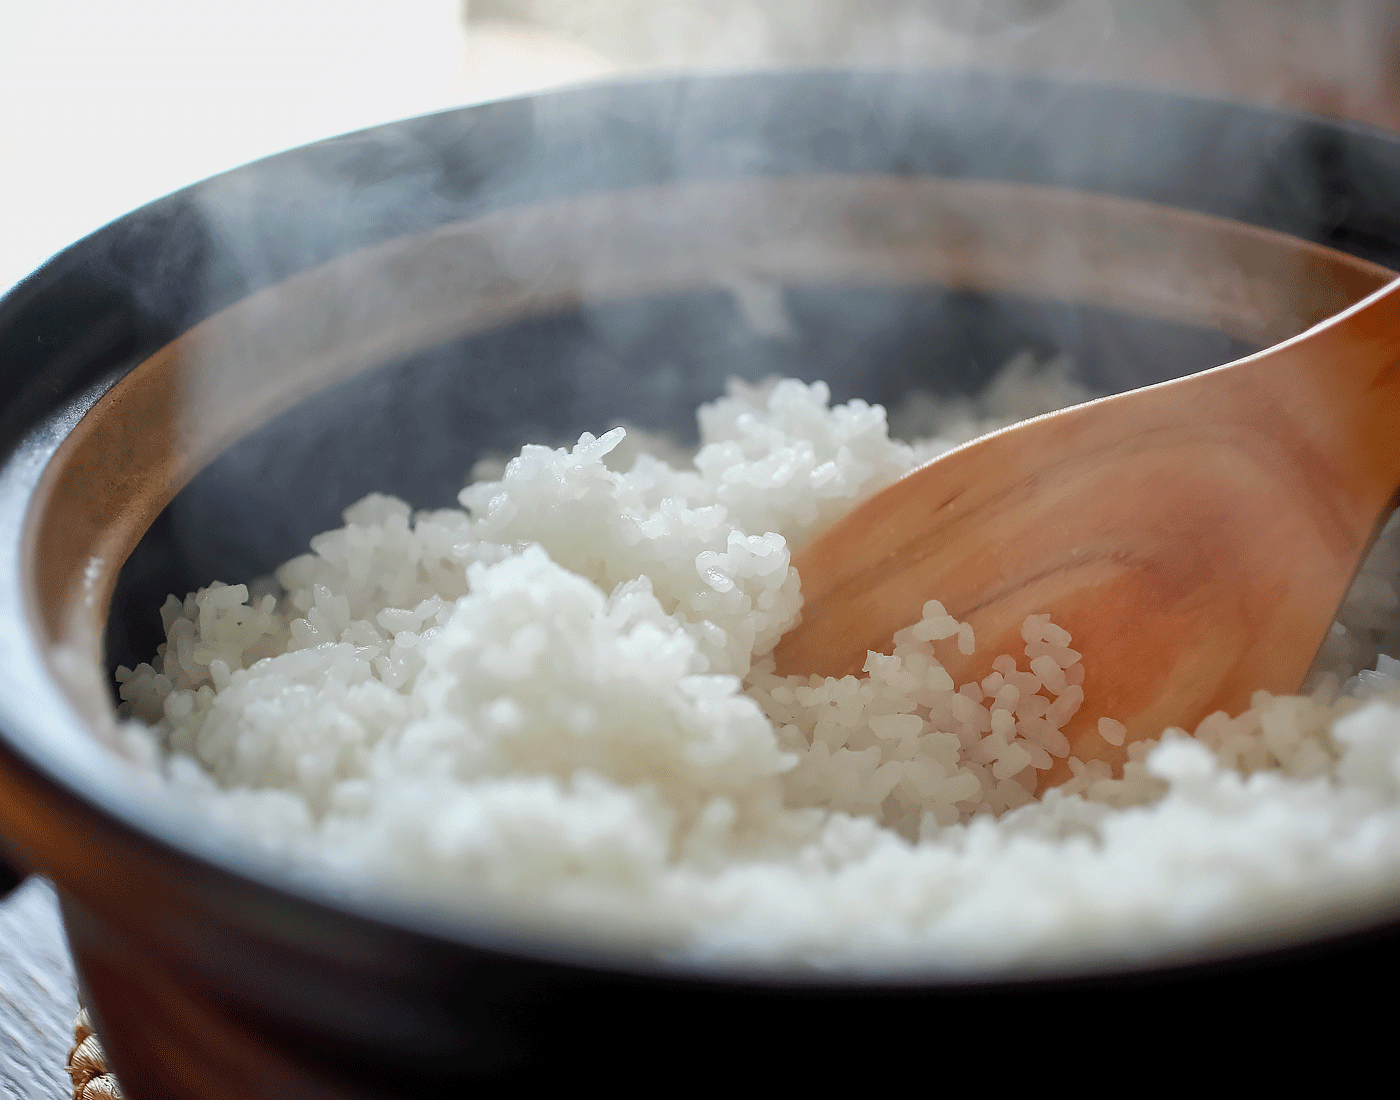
[115,354,1400,973]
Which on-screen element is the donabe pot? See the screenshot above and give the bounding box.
[1,73,1399,1093]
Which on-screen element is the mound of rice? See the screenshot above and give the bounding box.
[115,355,1400,972]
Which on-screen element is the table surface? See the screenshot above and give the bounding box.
[0,882,77,1100]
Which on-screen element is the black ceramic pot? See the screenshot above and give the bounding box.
[2,72,1400,1093]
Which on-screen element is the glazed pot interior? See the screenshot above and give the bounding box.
[21,176,1392,711]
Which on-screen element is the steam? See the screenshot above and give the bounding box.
[467,0,1096,71]
[466,0,1400,129]
[76,0,1400,679]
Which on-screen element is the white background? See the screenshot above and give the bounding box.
[0,1,616,293]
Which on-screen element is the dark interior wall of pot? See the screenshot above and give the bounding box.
[104,284,1253,679]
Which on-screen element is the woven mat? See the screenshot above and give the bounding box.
[68,1010,122,1100]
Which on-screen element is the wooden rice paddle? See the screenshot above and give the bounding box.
[774,277,1400,790]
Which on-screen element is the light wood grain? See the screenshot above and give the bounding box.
[777,278,1400,788]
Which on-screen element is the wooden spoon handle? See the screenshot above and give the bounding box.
[1220,276,1400,532]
